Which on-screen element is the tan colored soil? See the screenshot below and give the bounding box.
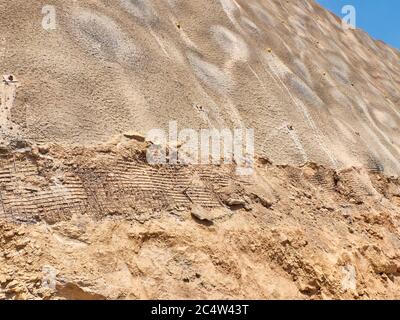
[0,0,399,299]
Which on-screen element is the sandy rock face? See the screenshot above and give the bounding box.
[0,0,399,300]
[0,143,398,299]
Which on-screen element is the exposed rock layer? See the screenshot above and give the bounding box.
[0,140,400,299]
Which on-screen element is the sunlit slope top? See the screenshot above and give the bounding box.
[0,0,399,174]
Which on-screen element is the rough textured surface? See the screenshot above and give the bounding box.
[0,141,400,299]
[0,0,399,173]
[0,0,399,300]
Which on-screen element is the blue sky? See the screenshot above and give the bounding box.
[316,0,400,49]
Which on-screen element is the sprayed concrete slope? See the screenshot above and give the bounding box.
[0,0,399,174]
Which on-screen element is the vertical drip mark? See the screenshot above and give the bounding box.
[0,37,6,63]
[285,124,308,163]
[247,63,267,92]
[149,28,171,59]
[248,62,308,164]
[262,54,338,168]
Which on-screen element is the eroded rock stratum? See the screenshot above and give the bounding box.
[0,140,399,299]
